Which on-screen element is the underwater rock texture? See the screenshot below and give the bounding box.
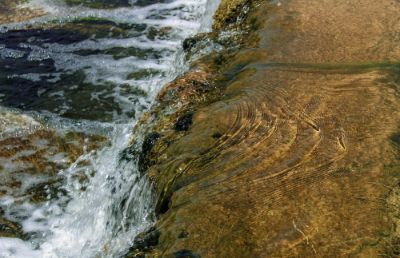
[133,0,400,257]
[0,112,108,238]
[0,1,44,24]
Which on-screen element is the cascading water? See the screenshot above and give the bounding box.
[0,0,219,257]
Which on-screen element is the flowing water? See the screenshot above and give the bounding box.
[0,0,219,257]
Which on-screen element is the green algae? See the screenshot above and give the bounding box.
[128,0,256,220]
[65,0,132,9]
[70,16,147,33]
[127,69,161,80]
[213,0,251,30]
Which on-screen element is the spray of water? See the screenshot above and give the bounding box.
[0,0,220,257]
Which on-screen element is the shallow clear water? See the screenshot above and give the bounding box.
[0,0,218,257]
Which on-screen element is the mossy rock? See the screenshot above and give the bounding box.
[213,0,249,29]
[0,217,25,239]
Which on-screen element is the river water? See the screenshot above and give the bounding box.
[0,0,218,257]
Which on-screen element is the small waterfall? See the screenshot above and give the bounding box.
[0,0,219,257]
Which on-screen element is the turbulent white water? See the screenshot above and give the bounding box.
[0,0,219,257]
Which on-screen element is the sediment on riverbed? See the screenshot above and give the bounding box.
[129,0,400,257]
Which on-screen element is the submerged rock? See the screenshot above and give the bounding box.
[126,227,161,257]
[174,113,193,132]
[0,0,44,24]
[138,132,161,173]
[65,0,134,9]
[0,112,108,201]
[0,217,25,239]
[0,14,169,121]
[64,0,169,9]
[132,0,400,256]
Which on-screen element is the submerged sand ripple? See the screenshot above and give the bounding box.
[129,0,400,256]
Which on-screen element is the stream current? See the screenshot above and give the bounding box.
[0,0,219,257]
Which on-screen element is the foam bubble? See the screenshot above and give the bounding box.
[0,0,219,257]
[0,238,42,258]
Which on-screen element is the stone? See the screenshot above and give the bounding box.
[132,0,400,256]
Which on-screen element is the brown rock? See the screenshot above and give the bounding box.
[0,0,44,24]
[134,0,400,257]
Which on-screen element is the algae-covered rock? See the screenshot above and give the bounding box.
[0,112,108,204]
[0,217,25,239]
[132,0,400,256]
[126,227,161,257]
[213,0,250,30]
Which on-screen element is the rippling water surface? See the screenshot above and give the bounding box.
[0,0,218,257]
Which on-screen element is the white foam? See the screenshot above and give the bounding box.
[1,0,208,119]
[0,238,42,258]
[0,48,25,59]
[0,0,219,257]
[0,108,43,139]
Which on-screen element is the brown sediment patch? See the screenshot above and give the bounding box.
[0,0,45,24]
[131,0,400,257]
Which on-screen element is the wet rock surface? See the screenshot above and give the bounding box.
[133,0,400,256]
[65,0,169,9]
[0,216,25,239]
[0,16,159,121]
[0,111,108,205]
[0,1,44,24]
[0,1,216,256]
